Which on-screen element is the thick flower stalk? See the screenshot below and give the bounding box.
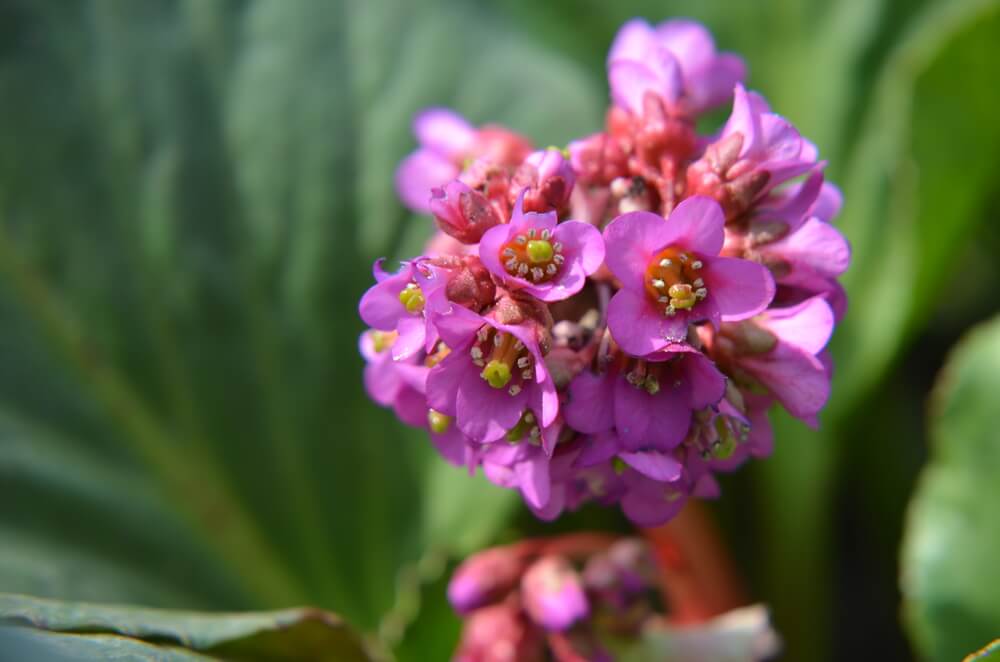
[359,17,850,526]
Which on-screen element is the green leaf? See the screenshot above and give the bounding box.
[0,593,371,661]
[0,0,601,643]
[901,314,1000,662]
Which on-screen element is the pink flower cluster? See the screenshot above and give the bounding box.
[359,18,849,526]
[449,536,657,662]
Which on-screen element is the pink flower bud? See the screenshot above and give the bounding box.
[448,547,529,613]
[430,180,502,244]
[521,556,589,631]
[454,601,545,662]
[444,256,497,313]
[513,148,576,213]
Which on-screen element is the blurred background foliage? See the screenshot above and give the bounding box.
[0,0,998,660]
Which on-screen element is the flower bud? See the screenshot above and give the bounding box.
[444,256,497,313]
[521,556,589,631]
[449,547,529,613]
[430,180,502,244]
[454,601,545,662]
[514,148,576,213]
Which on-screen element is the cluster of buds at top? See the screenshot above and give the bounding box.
[359,17,850,526]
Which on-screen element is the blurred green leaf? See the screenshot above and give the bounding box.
[0,592,371,661]
[0,0,601,644]
[901,314,1000,662]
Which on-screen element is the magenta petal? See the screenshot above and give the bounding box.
[478,223,510,283]
[574,431,620,467]
[394,385,428,428]
[516,455,551,509]
[395,149,460,213]
[687,54,745,112]
[609,59,663,115]
[681,353,728,409]
[363,360,400,407]
[621,477,685,526]
[604,211,680,290]
[565,371,615,433]
[759,296,834,355]
[614,377,691,451]
[608,289,687,356]
[668,195,725,254]
[704,256,775,321]
[391,315,426,360]
[456,368,527,443]
[608,18,655,63]
[618,450,682,482]
[813,182,843,222]
[433,305,486,348]
[741,344,830,425]
[430,427,471,467]
[358,271,408,330]
[555,220,605,276]
[762,217,851,281]
[413,107,475,157]
[655,19,714,71]
[723,84,762,158]
[426,352,467,416]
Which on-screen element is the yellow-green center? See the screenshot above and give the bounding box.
[398,283,425,314]
[526,239,554,264]
[481,360,512,389]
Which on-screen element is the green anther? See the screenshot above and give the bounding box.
[712,417,737,459]
[526,239,554,264]
[428,410,452,434]
[668,283,697,310]
[481,360,512,389]
[398,284,425,314]
[612,457,627,475]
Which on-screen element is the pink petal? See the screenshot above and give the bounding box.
[515,455,551,509]
[681,353,728,409]
[604,211,680,291]
[608,18,655,63]
[413,107,475,157]
[813,182,843,222]
[703,256,775,321]
[618,450,682,482]
[607,289,687,356]
[686,54,745,112]
[426,351,468,415]
[363,359,401,408]
[761,217,851,281]
[669,195,725,255]
[433,304,486,348]
[614,377,691,451]
[609,59,663,115]
[565,372,615,433]
[740,344,830,425]
[758,296,834,355]
[655,19,715,72]
[722,84,762,158]
[573,431,620,467]
[395,148,460,213]
[621,476,686,526]
[358,269,408,330]
[477,222,512,284]
[430,427,471,467]
[456,368,528,442]
[394,385,428,428]
[554,220,605,275]
[391,315,426,360]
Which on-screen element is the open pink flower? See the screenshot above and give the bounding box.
[480,196,604,302]
[358,331,428,429]
[608,18,745,116]
[396,108,532,213]
[358,258,449,360]
[565,345,726,451]
[713,296,834,426]
[426,306,558,443]
[603,196,774,356]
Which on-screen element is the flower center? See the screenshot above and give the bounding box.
[398,283,425,313]
[500,228,564,283]
[470,327,534,395]
[644,248,708,317]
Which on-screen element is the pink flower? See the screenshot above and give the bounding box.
[479,196,604,302]
[711,296,834,426]
[358,258,449,360]
[565,346,726,451]
[603,196,775,355]
[426,306,558,443]
[481,423,560,511]
[608,18,746,116]
[357,331,428,428]
[396,108,532,213]
[429,179,503,244]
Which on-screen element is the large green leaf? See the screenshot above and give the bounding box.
[0,593,371,661]
[900,314,1000,661]
[0,0,601,645]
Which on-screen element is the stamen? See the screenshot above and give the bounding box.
[502,247,516,257]
[691,260,703,270]
[693,278,704,288]
[651,278,665,289]
[470,347,483,360]
[398,283,425,314]
[516,356,530,368]
[659,258,672,267]
[493,334,503,347]
[531,267,544,281]
[644,376,660,395]
[518,263,529,276]
[508,384,522,396]
[546,264,557,275]
[695,287,708,299]
[553,242,563,252]
[540,229,551,240]
[522,368,533,380]
[552,254,564,264]
[515,234,527,245]
[528,229,536,239]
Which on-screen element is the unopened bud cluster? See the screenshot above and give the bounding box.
[448,536,657,662]
[359,18,850,525]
